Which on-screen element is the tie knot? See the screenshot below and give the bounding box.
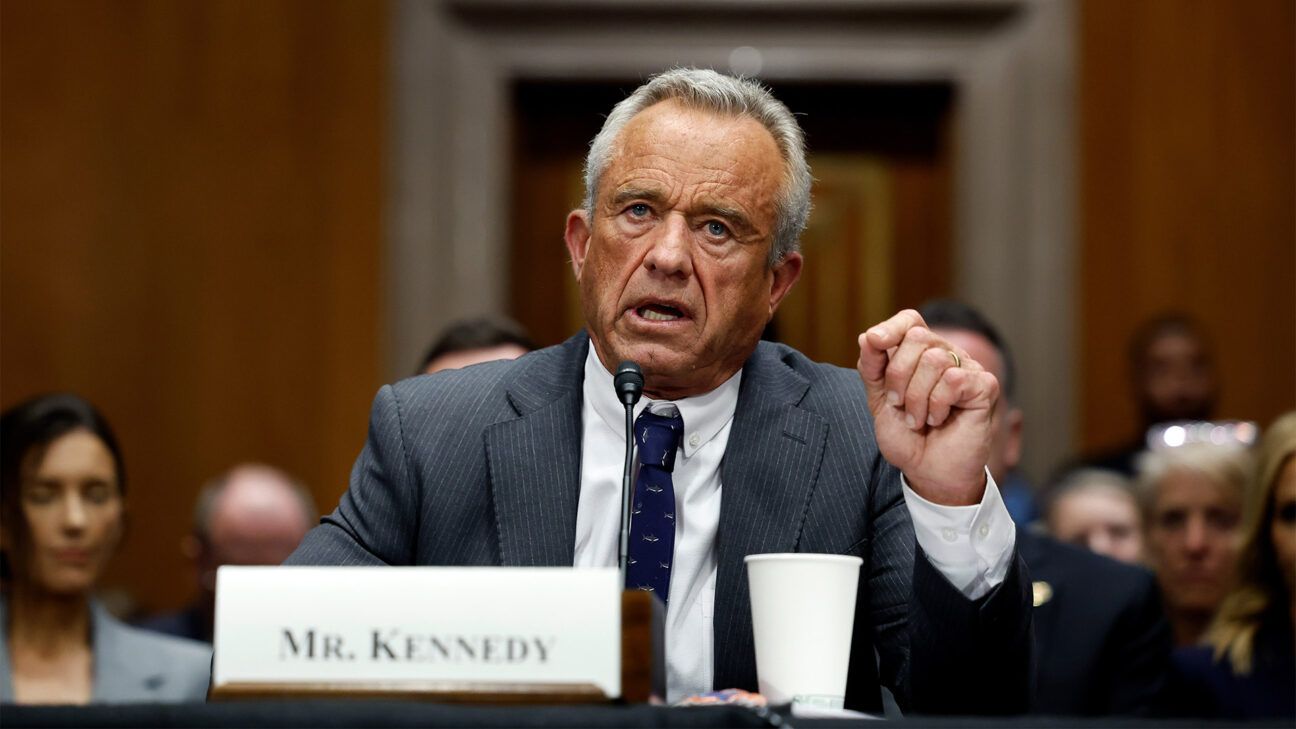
[635,409,684,472]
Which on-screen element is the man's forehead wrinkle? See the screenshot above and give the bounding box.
[595,102,784,242]
[610,180,763,233]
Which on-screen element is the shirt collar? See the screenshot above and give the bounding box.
[583,346,742,459]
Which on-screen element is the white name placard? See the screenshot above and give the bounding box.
[212,566,621,698]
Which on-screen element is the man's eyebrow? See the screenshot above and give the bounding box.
[609,187,668,207]
[608,188,756,234]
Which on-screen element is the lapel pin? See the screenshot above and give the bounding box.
[1032,581,1053,607]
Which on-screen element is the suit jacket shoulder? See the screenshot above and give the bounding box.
[1022,533,1171,715]
[287,334,590,568]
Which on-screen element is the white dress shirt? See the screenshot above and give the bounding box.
[572,348,1015,702]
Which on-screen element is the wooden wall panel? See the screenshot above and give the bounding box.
[1079,0,1295,453]
[1,1,386,612]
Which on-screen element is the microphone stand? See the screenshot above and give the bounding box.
[613,361,644,588]
[619,399,635,588]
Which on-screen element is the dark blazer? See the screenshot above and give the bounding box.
[1021,533,1172,715]
[0,597,211,703]
[135,603,209,644]
[1167,615,1295,720]
[287,333,1032,714]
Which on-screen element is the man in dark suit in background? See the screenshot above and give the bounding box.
[921,299,1173,715]
[288,69,1031,714]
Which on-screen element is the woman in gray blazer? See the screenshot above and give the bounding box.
[0,394,210,704]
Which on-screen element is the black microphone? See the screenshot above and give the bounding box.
[614,361,644,586]
[614,361,644,406]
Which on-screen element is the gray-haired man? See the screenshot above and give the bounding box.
[290,69,1031,714]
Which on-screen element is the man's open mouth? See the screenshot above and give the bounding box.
[636,303,686,322]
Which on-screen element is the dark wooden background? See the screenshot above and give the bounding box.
[2,0,1292,613]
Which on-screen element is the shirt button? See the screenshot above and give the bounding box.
[689,435,700,448]
[978,524,990,538]
[941,527,957,542]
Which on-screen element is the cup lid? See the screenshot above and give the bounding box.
[743,553,862,566]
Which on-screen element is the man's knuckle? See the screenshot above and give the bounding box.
[985,373,1001,397]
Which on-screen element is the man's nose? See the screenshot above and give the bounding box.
[642,214,693,279]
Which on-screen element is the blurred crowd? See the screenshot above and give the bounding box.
[1,310,1291,718]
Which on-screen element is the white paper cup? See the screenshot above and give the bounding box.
[745,553,862,710]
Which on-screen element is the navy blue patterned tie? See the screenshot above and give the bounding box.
[626,408,684,604]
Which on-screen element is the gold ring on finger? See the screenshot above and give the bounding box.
[948,350,961,368]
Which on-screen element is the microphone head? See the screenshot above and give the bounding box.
[613,360,644,406]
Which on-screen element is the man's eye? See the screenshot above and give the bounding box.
[705,220,729,237]
[627,203,651,218]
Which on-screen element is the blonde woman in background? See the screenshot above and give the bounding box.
[1169,412,1296,719]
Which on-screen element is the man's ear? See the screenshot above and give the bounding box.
[767,251,803,316]
[564,209,592,280]
[1004,407,1025,472]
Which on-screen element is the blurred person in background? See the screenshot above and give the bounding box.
[136,464,316,644]
[920,299,1172,715]
[0,394,210,704]
[416,317,536,375]
[1070,314,1219,478]
[1169,411,1296,720]
[1137,441,1248,647]
[1046,469,1144,565]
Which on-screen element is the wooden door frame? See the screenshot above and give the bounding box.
[385,0,1075,482]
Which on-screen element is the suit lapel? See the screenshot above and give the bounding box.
[484,334,588,567]
[713,344,829,689]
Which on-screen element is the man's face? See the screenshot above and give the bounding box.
[1137,331,1217,424]
[1145,469,1241,615]
[565,100,802,399]
[1048,485,1144,565]
[195,475,312,598]
[934,329,1022,482]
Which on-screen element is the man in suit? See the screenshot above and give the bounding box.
[288,69,1031,714]
[920,299,1173,715]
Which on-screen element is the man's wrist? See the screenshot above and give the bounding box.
[900,468,1015,600]
[903,469,988,507]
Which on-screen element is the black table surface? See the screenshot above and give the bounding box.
[2,701,1290,728]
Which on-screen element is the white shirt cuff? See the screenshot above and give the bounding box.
[900,469,1016,600]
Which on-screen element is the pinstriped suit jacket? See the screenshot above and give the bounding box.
[287,333,1032,714]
